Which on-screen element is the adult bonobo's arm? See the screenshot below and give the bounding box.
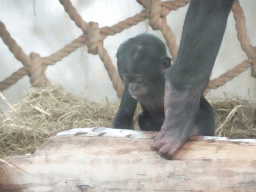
[113,85,137,129]
[151,0,234,159]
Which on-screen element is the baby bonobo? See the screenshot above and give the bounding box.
[113,33,215,136]
[113,33,171,131]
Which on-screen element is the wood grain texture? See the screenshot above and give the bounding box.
[1,128,256,191]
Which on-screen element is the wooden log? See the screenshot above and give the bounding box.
[1,127,256,191]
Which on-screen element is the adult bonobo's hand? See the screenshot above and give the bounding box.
[151,0,235,160]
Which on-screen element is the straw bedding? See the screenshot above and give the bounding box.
[0,86,255,157]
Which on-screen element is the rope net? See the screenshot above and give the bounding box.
[0,0,254,97]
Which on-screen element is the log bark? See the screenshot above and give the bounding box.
[1,127,256,191]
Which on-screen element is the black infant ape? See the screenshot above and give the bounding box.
[113,33,171,131]
[113,33,215,136]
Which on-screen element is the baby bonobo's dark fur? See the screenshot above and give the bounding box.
[113,33,215,137]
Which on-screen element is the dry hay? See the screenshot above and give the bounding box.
[211,96,256,139]
[0,86,119,157]
[0,86,256,157]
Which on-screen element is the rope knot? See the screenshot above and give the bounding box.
[29,52,51,87]
[149,0,164,30]
[87,22,101,55]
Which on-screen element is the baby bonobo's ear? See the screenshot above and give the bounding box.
[161,56,172,73]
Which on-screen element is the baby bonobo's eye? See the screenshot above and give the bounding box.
[122,75,130,83]
[135,76,144,83]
